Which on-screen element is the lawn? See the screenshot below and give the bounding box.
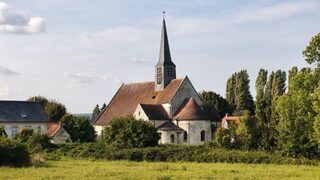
[0,159,320,180]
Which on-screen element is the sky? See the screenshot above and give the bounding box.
[0,0,319,113]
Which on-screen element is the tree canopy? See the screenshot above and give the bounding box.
[199,91,233,117]
[103,116,160,148]
[303,32,320,66]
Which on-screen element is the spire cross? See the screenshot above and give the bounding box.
[162,11,166,18]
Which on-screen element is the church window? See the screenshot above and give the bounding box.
[170,134,175,143]
[157,67,162,84]
[200,130,205,142]
[183,131,187,142]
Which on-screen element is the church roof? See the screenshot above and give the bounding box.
[94,78,184,126]
[139,104,169,120]
[157,18,175,66]
[156,120,183,132]
[173,98,210,121]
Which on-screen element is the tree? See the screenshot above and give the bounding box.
[214,127,237,149]
[303,32,320,66]
[103,116,160,148]
[101,103,107,111]
[313,87,320,148]
[61,114,96,143]
[199,91,233,117]
[28,96,67,122]
[255,69,268,122]
[226,70,254,115]
[91,104,101,122]
[236,110,260,150]
[15,128,35,143]
[0,127,7,137]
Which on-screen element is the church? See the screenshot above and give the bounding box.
[93,17,220,145]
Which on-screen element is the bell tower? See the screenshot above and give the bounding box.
[155,15,176,91]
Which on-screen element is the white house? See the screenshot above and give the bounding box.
[0,101,49,139]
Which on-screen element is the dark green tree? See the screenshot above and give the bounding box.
[103,116,160,148]
[255,69,268,122]
[61,114,97,143]
[235,70,254,115]
[303,32,320,66]
[199,91,233,117]
[101,103,107,111]
[226,73,236,110]
[28,96,66,122]
[91,104,101,122]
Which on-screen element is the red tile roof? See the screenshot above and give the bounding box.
[47,123,61,137]
[173,98,209,121]
[94,78,184,126]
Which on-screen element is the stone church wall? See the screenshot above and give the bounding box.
[175,120,211,145]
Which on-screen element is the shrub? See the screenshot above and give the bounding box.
[15,128,35,143]
[0,127,7,137]
[103,116,160,148]
[0,137,30,167]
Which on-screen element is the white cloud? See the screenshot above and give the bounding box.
[0,2,46,34]
[0,65,20,76]
[64,72,121,86]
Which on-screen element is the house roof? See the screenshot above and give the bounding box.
[173,98,210,121]
[47,123,61,137]
[0,101,48,122]
[94,78,184,126]
[156,120,183,132]
[222,116,242,121]
[139,104,169,120]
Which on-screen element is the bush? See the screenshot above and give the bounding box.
[0,127,7,137]
[103,116,160,148]
[0,137,30,167]
[15,128,35,143]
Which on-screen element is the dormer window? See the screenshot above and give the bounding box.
[21,113,28,119]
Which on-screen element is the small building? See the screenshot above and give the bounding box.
[0,101,49,139]
[221,115,257,129]
[47,123,71,143]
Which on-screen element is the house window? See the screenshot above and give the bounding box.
[11,126,18,138]
[183,131,188,142]
[200,130,205,142]
[170,134,175,143]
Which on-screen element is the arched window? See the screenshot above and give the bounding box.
[170,134,175,143]
[200,130,205,142]
[183,131,188,142]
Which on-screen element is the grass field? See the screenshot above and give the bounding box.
[1,159,320,180]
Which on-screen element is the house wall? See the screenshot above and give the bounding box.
[0,122,48,139]
[170,78,202,117]
[52,128,71,143]
[93,125,104,138]
[175,120,211,145]
[158,130,182,144]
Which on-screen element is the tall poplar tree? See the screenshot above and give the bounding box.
[255,69,268,122]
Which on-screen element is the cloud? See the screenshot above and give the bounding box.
[131,57,153,66]
[0,65,20,76]
[64,72,121,86]
[0,2,46,34]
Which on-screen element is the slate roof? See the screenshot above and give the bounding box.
[156,120,183,132]
[0,101,48,122]
[157,18,175,66]
[47,123,61,137]
[173,98,210,121]
[94,78,184,126]
[139,104,169,120]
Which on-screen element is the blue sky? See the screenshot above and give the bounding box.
[0,0,319,113]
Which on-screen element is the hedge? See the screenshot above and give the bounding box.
[46,143,320,165]
[0,137,30,167]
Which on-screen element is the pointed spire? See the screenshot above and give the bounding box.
[157,16,175,66]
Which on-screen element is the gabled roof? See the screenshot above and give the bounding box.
[0,101,48,122]
[94,78,184,126]
[47,123,62,137]
[157,18,175,66]
[173,98,209,121]
[139,104,169,120]
[156,120,183,132]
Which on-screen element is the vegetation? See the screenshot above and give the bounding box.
[0,159,319,180]
[226,70,254,115]
[0,127,7,137]
[28,96,66,122]
[103,116,160,148]
[61,114,96,143]
[303,32,320,66]
[0,137,30,167]
[199,91,233,117]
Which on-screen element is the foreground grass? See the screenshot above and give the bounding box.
[0,159,320,180]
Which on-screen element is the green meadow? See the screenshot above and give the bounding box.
[1,160,320,180]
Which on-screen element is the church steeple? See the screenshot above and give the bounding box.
[155,15,176,91]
